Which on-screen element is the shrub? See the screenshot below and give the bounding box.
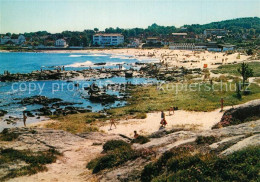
[195,136,218,145]
[86,157,100,170]
[131,136,150,144]
[87,146,138,173]
[103,140,131,152]
[0,148,59,180]
[141,146,260,182]
[0,129,20,141]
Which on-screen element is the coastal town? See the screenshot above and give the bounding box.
[1,17,259,53]
[0,1,260,181]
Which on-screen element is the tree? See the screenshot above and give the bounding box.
[238,62,253,87]
[246,49,253,55]
[69,36,81,46]
[94,28,99,33]
[5,32,11,37]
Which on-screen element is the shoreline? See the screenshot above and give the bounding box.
[0,48,253,70]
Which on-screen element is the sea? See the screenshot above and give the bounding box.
[0,52,159,130]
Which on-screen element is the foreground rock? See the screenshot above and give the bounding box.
[34,106,92,116]
[98,120,260,181]
[2,99,259,181]
[213,99,260,128]
[0,128,128,182]
[0,110,7,117]
[0,63,202,82]
[1,119,259,182]
[89,93,118,103]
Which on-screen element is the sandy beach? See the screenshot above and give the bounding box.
[30,48,251,70]
[98,109,225,137]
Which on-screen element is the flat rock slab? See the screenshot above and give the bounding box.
[214,120,260,136]
[220,134,260,156]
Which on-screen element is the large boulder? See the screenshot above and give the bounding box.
[89,93,118,103]
[0,110,7,117]
[19,96,62,106]
[213,99,260,128]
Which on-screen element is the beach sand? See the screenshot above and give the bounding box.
[30,108,229,138]
[37,48,251,69]
[99,108,227,137]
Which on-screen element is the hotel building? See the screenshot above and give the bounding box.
[93,33,124,46]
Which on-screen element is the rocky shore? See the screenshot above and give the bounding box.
[0,63,202,82]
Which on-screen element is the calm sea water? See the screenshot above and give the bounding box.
[0,52,158,74]
[0,52,158,130]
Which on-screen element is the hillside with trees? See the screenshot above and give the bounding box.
[0,17,259,47]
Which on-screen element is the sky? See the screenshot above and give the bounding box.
[0,0,259,34]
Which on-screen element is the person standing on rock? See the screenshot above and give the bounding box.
[23,111,27,127]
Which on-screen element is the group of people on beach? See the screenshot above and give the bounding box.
[108,106,175,139]
[56,66,65,72]
[160,106,174,127]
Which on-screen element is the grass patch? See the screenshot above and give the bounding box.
[46,113,102,133]
[109,82,260,114]
[254,78,260,84]
[87,140,138,173]
[141,145,260,182]
[0,129,20,141]
[0,148,60,181]
[212,62,260,77]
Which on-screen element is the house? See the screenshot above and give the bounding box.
[206,45,222,52]
[128,38,141,48]
[55,39,67,47]
[204,29,228,37]
[169,42,234,52]
[18,35,26,44]
[218,44,235,51]
[0,36,11,44]
[93,33,124,46]
[172,33,187,38]
[0,35,26,45]
[146,37,160,44]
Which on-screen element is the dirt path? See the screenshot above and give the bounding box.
[8,136,102,182]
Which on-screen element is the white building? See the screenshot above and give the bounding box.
[55,39,67,47]
[146,37,160,44]
[169,43,196,50]
[93,34,124,46]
